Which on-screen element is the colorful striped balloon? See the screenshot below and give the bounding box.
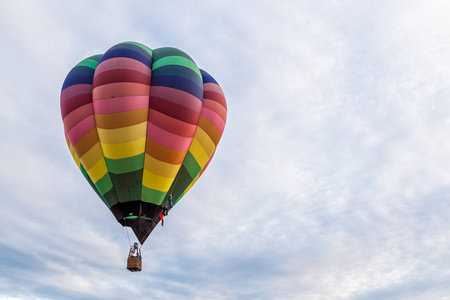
[61,42,227,244]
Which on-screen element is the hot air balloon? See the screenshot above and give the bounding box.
[60,42,227,271]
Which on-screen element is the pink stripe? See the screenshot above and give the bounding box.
[147,122,192,151]
[95,57,151,76]
[67,115,96,145]
[93,96,149,114]
[201,108,226,134]
[61,84,92,105]
[151,86,202,112]
[203,82,223,94]
[63,103,94,132]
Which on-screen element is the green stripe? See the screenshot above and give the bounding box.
[115,187,131,202]
[129,183,141,200]
[80,163,89,179]
[68,66,96,77]
[103,188,119,208]
[141,186,166,205]
[81,158,119,208]
[105,154,144,174]
[113,184,141,202]
[75,58,99,69]
[81,164,103,199]
[125,216,153,221]
[94,173,113,196]
[152,56,202,78]
[183,152,202,178]
[153,47,193,61]
[109,171,142,202]
[102,187,119,208]
[167,167,194,210]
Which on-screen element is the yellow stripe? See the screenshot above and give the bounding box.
[143,154,180,178]
[65,134,71,148]
[100,137,146,159]
[66,134,81,169]
[97,122,147,144]
[193,127,216,157]
[86,158,108,183]
[142,169,173,191]
[79,143,103,170]
[69,144,81,170]
[189,138,209,168]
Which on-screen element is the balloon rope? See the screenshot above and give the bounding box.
[120,225,132,248]
[125,227,132,246]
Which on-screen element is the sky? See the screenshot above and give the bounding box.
[1,0,450,299]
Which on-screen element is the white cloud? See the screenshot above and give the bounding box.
[2,0,450,299]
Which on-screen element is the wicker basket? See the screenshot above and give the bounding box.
[127,256,142,272]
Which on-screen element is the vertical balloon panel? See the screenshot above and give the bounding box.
[60,55,118,208]
[92,42,153,219]
[142,48,203,206]
[170,70,227,205]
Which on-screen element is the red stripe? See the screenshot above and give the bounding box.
[67,115,96,145]
[202,99,227,122]
[147,122,193,151]
[148,109,197,137]
[94,69,151,86]
[150,86,202,112]
[63,103,93,132]
[60,84,92,105]
[95,57,151,75]
[200,107,225,134]
[149,97,200,125]
[203,91,226,109]
[61,93,92,119]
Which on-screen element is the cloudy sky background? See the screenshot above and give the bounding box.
[1,0,450,299]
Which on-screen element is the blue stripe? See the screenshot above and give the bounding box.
[151,75,203,101]
[108,43,152,60]
[98,48,152,67]
[200,69,218,85]
[154,65,203,89]
[62,72,95,90]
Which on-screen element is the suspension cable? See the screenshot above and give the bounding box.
[120,224,132,248]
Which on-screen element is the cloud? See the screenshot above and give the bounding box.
[1,0,450,299]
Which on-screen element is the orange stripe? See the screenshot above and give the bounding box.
[198,116,221,146]
[95,108,148,129]
[73,128,99,158]
[202,100,227,122]
[93,82,150,100]
[145,139,187,164]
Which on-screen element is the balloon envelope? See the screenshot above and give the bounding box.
[61,42,227,244]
